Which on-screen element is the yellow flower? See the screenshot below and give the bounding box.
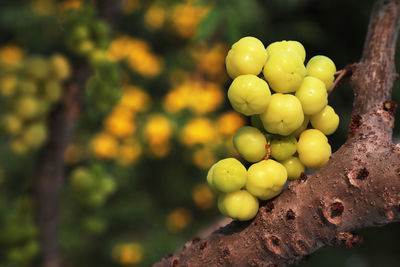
[148,143,169,158]
[91,132,119,159]
[166,208,193,232]
[0,45,23,69]
[122,0,142,14]
[0,75,17,96]
[216,111,246,137]
[119,85,151,112]
[181,118,216,146]
[188,81,224,114]
[192,147,215,169]
[104,111,136,138]
[143,114,173,146]
[170,3,210,38]
[144,5,166,30]
[112,242,143,265]
[192,184,214,210]
[64,144,85,165]
[117,139,142,166]
[59,0,82,12]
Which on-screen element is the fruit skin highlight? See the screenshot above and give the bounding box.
[306,55,336,89]
[295,76,328,115]
[227,74,271,116]
[218,190,259,221]
[225,36,268,79]
[263,51,306,93]
[297,129,331,170]
[266,40,306,62]
[310,105,339,135]
[246,159,287,200]
[212,158,247,194]
[260,93,304,136]
[233,126,267,163]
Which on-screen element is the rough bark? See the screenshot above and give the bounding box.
[34,61,89,267]
[153,0,400,266]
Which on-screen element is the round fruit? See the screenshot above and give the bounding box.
[17,79,37,95]
[246,159,287,200]
[44,80,63,102]
[206,163,220,195]
[15,96,39,119]
[25,57,49,80]
[49,54,71,81]
[297,129,331,170]
[2,114,22,135]
[310,105,339,135]
[263,51,306,93]
[218,190,259,221]
[233,126,267,162]
[270,135,297,161]
[225,36,268,79]
[260,93,304,136]
[306,55,336,89]
[266,40,306,62]
[281,156,305,180]
[292,115,310,138]
[227,74,271,116]
[212,158,247,193]
[71,168,95,190]
[295,76,327,115]
[22,123,48,147]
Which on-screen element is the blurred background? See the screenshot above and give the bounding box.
[0,0,399,266]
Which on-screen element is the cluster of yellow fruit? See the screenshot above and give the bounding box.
[1,54,71,154]
[207,37,339,221]
[69,165,116,208]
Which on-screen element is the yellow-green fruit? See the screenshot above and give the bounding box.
[72,25,90,41]
[71,167,95,190]
[15,96,39,119]
[281,156,305,180]
[310,105,339,135]
[82,216,107,234]
[10,139,28,155]
[89,49,109,65]
[2,114,22,134]
[233,126,267,162]
[17,79,37,95]
[77,40,94,55]
[225,36,268,79]
[270,135,297,161]
[49,54,71,81]
[44,80,63,102]
[295,76,327,115]
[263,51,306,93]
[206,163,220,195]
[297,129,331,170]
[306,55,336,89]
[266,40,306,62]
[218,190,259,221]
[22,123,48,147]
[25,57,49,80]
[227,74,271,116]
[292,115,310,138]
[260,93,304,136]
[246,159,287,200]
[212,158,247,194]
[85,191,106,207]
[217,194,228,216]
[99,177,116,194]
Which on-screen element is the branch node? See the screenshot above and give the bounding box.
[337,232,363,248]
[331,202,344,218]
[300,172,307,182]
[286,209,296,220]
[349,114,362,135]
[356,168,369,180]
[383,100,397,114]
[192,237,200,244]
[200,242,207,250]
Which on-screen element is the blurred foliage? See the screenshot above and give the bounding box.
[0,0,399,267]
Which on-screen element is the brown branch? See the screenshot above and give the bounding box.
[153,0,400,266]
[34,61,89,267]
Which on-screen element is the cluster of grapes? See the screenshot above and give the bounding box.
[0,198,39,266]
[1,54,71,154]
[62,5,121,115]
[207,37,339,221]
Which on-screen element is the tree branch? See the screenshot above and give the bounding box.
[153,0,400,266]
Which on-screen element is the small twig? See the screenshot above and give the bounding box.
[328,63,357,95]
